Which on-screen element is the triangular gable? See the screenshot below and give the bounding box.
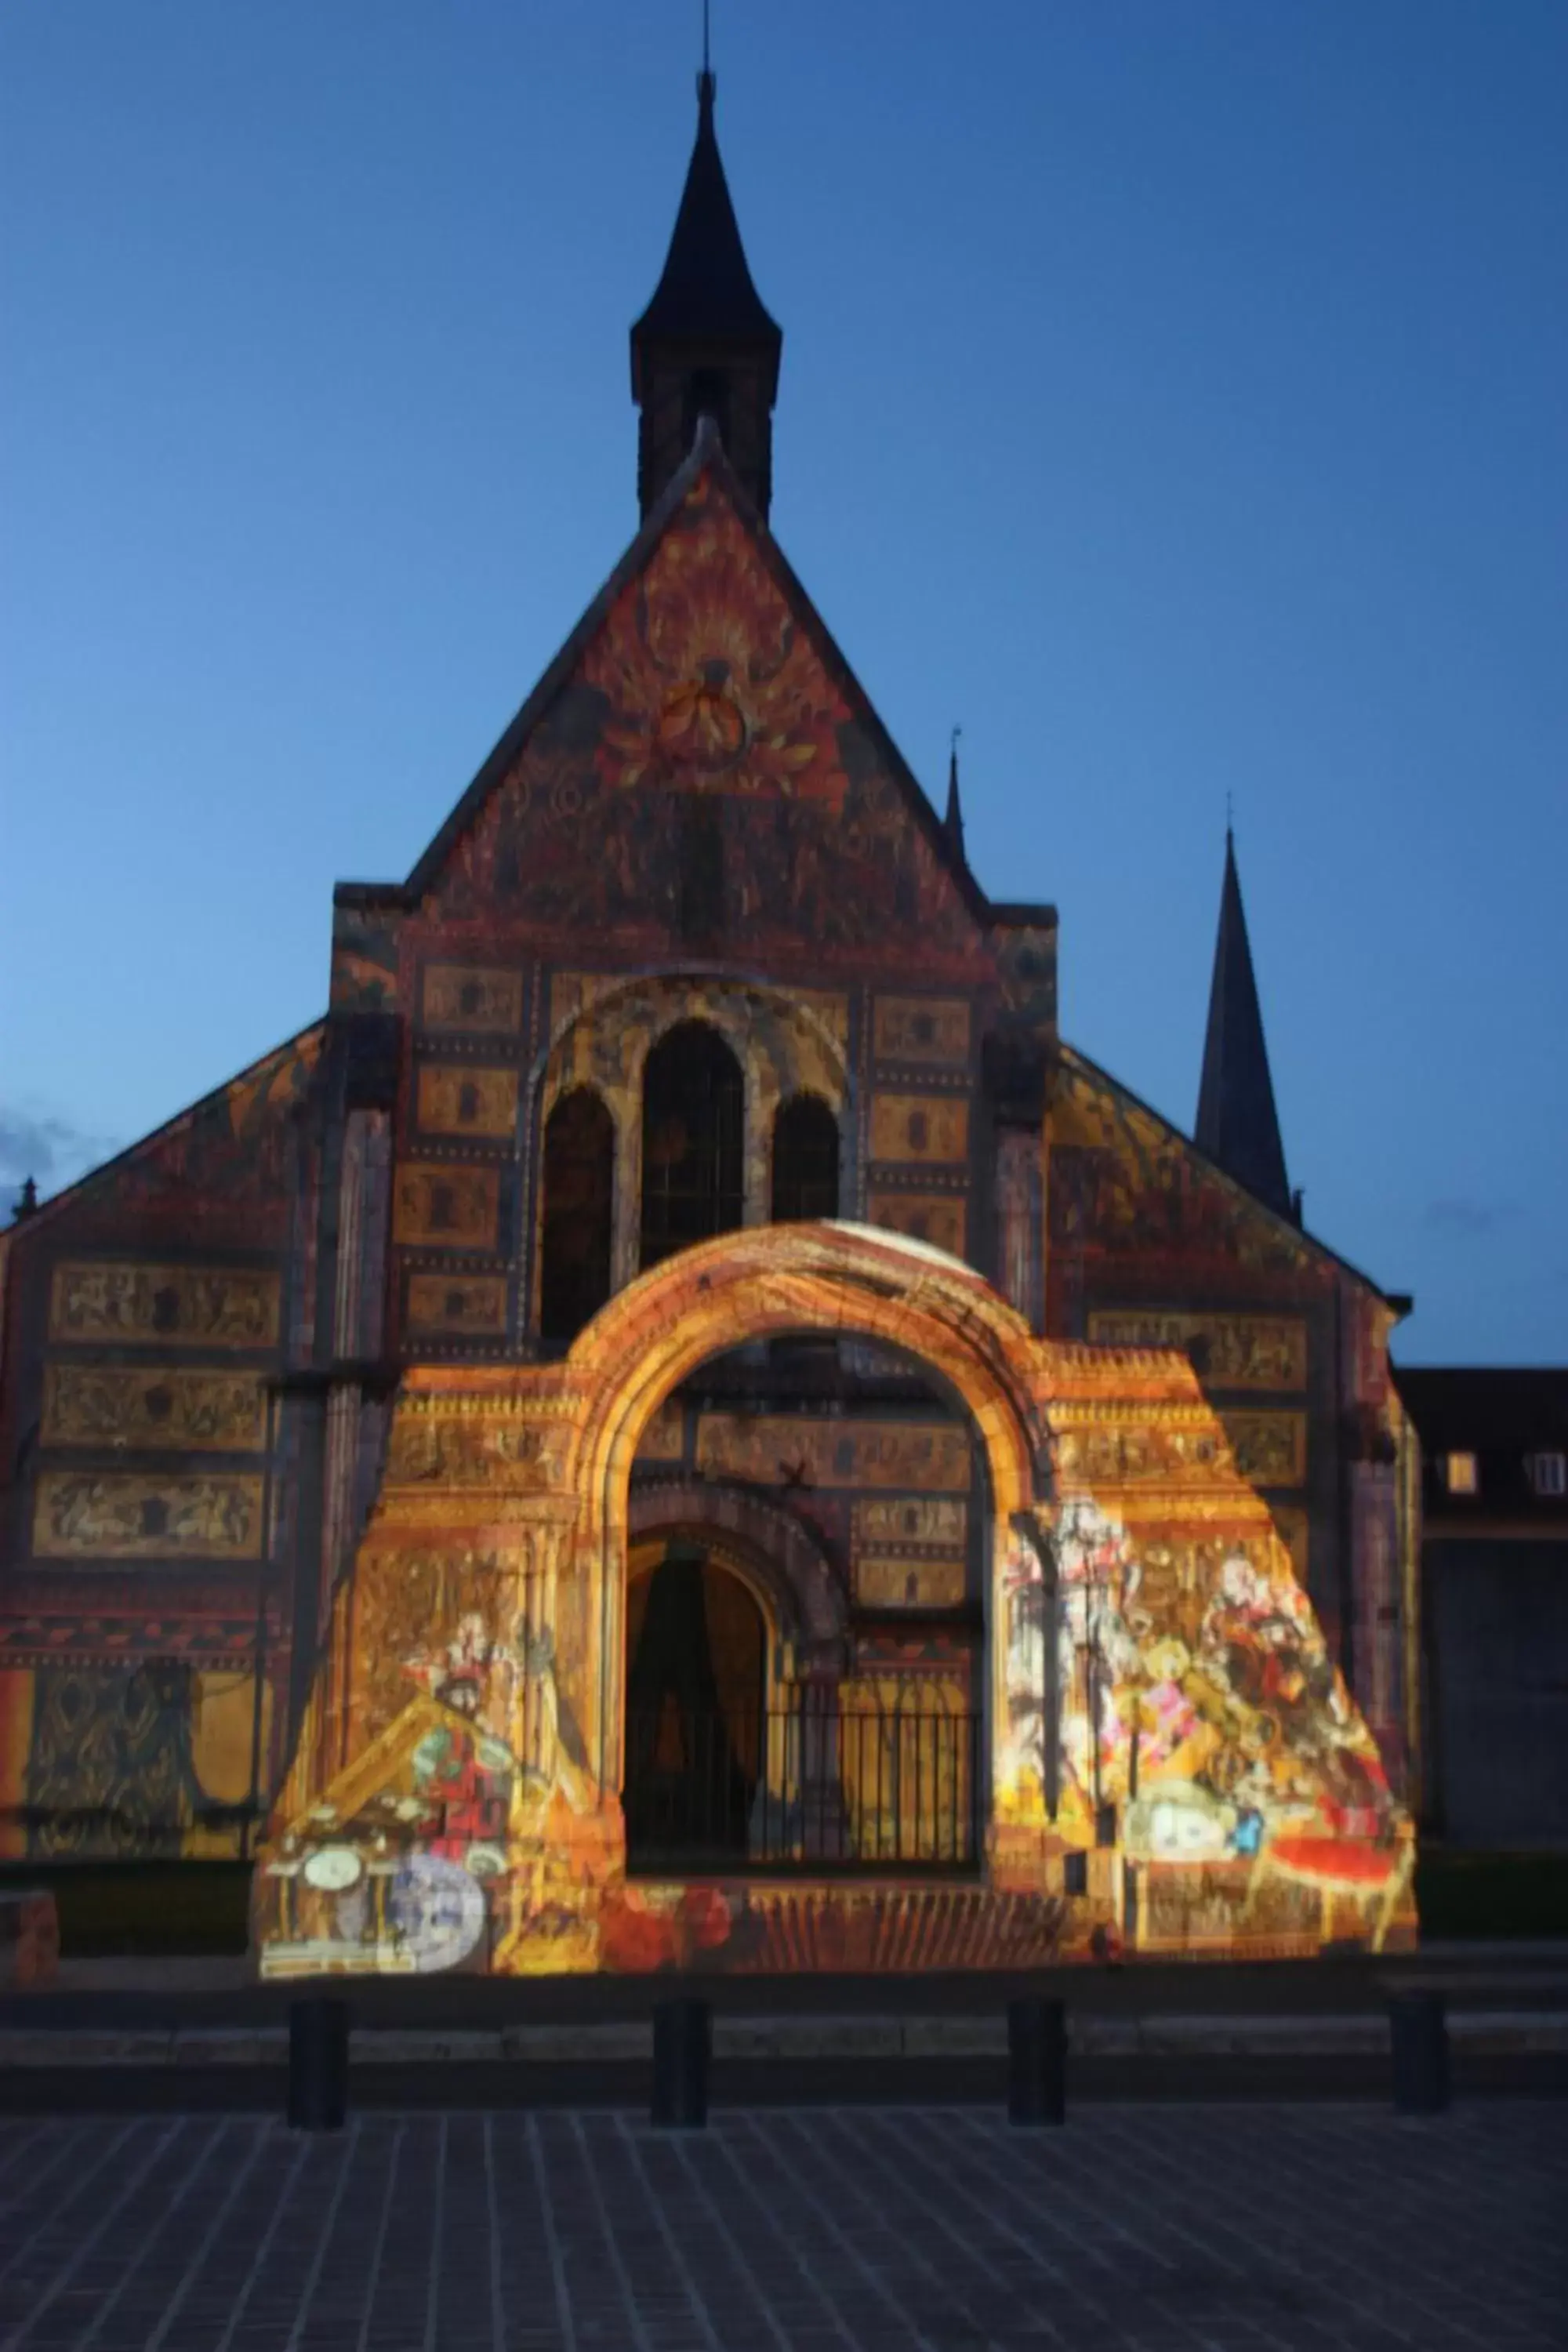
[3,1022,326,1238]
[399,425,992,960]
[1054,1043,1397,1305]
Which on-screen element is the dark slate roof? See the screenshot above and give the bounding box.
[631,73,781,389]
[1393,1366,1568,1523]
[1394,1367,1568,1455]
[1195,829,1291,1218]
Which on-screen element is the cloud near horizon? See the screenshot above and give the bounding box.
[0,1105,122,1207]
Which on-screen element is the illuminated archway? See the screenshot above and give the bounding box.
[258,1215,1418,1976]
[562,1221,1044,1802]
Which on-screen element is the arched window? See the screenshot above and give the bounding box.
[771,1093,840,1222]
[539,1087,615,1343]
[641,1021,744,1269]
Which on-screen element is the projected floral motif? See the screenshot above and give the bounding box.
[587,489,848,805]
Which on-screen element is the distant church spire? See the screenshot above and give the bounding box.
[943,726,967,864]
[1195,827,1292,1218]
[630,64,782,520]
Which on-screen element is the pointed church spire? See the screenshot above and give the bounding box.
[1195,829,1292,1218]
[943,727,967,865]
[630,70,782,520]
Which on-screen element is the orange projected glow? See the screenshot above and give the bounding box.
[253,1222,1416,1977]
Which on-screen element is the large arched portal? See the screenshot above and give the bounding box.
[564,1225,1043,1830]
[626,1331,989,1875]
[257,1221,1417,1978]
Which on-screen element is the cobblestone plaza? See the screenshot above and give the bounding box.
[1,2102,1563,2351]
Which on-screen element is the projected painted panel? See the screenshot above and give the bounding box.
[695,1416,972,1491]
[394,1166,501,1250]
[872,998,971,1065]
[416,1066,520,1139]
[33,1472,265,1559]
[48,1263,281,1349]
[869,1095,970,1166]
[855,1556,967,1609]
[1087,1311,1306,1391]
[1221,1411,1308,1486]
[421,965,524,1033]
[404,1274,510,1339]
[851,1497,967,1552]
[42,1366,267,1453]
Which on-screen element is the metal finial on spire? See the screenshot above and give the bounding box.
[1225,789,1233,840]
[702,0,711,77]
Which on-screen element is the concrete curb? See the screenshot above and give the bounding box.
[1,2011,1565,2068]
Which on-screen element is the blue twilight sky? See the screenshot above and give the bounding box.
[2,4,1564,1363]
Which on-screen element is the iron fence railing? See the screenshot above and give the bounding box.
[624,1697,980,1873]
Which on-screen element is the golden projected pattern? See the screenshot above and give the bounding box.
[1221,1411,1308,1486]
[869,1095,970,1166]
[383,1402,568,1490]
[48,1263,280,1350]
[695,1416,973,1492]
[42,1366,266,1453]
[1054,1411,1225,1489]
[416,1066,519,1139]
[33,1472,264,1559]
[394,1166,501,1250]
[1086,1312,1306,1391]
[256,1223,1414,1982]
[420,964,524,1033]
[872,998,972,1065]
[404,1275,510,1338]
[867,1189,967,1259]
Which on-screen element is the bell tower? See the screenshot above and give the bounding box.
[630,71,782,521]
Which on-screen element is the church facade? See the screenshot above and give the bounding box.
[0,77,1418,1972]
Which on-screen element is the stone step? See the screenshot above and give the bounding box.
[0,2009,1564,2067]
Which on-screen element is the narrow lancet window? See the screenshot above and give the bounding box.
[539,1087,615,1343]
[771,1093,839,1222]
[641,1021,744,1269]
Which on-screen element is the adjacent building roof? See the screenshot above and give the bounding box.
[1395,1366,1568,1526]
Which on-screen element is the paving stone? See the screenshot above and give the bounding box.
[0,2103,1560,2350]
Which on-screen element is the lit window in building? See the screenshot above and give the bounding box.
[1530,1451,1566,1497]
[1445,1451,1479,1495]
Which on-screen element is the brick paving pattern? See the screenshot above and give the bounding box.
[0,2103,1563,2351]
